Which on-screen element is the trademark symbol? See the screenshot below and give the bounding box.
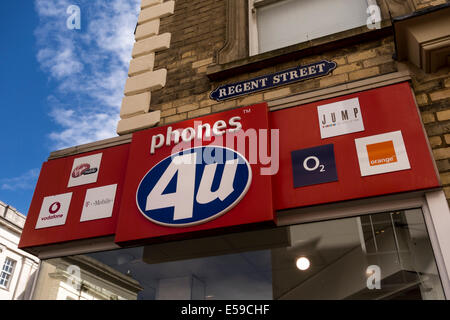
[243,108,252,114]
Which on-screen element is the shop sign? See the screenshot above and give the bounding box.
[210,60,337,102]
[270,82,440,211]
[115,103,274,245]
[19,83,440,251]
[19,144,130,249]
[19,104,275,249]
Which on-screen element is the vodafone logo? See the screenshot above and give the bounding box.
[41,201,64,221]
[35,193,72,229]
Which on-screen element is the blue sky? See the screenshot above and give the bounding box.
[0,0,140,214]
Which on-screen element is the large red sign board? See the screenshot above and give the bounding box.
[18,83,441,250]
[115,103,275,245]
[19,144,130,249]
[270,82,440,211]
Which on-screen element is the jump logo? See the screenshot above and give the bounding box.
[136,146,252,227]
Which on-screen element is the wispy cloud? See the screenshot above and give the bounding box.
[0,169,40,191]
[35,0,140,149]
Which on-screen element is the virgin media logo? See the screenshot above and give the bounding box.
[71,163,98,178]
[68,154,102,188]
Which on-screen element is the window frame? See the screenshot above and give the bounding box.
[277,190,450,299]
[0,257,17,291]
[248,0,377,56]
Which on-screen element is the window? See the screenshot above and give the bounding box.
[0,258,16,290]
[249,0,371,55]
[32,208,445,300]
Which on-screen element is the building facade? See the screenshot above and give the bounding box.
[31,255,143,300]
[19,0,450,300]
[0,201,40,300]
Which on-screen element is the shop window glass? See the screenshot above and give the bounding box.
[32,208,445,300]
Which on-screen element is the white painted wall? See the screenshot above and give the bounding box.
[0,201,40,300]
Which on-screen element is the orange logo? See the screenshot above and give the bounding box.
[366,140,397,166]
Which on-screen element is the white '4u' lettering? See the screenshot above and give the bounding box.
[145,153,237,220]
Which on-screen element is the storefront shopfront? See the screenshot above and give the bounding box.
[30,207,447,300]
[19,81,450,300]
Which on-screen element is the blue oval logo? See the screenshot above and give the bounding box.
[136,146,252,227]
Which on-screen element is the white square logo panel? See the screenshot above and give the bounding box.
[80,184,117,222]
[355,130,411,177]
[67,153,102,188]
[35,193,72,229]
[318,97,365,139]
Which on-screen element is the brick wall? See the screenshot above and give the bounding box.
[152,25,397,125]
[412,64,450,198]
[151,0,226,124]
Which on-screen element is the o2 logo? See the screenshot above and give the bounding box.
[303,156,325,173]
[291,144,338,188]
[137,146,252,227]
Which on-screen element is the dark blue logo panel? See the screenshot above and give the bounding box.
[291,144,338,188]
[136,146,252,227]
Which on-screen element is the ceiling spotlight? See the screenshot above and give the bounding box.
[296,257,310,271]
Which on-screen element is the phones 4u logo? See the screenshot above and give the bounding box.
[137,146,252,227]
